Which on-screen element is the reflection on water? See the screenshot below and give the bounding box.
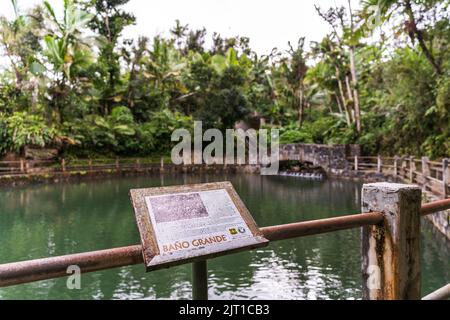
[0,173,448,299]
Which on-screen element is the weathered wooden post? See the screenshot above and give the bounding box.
[443,158,449,199]
[61,158,66,172]
[377,155,382,173]
[160,157,164,169]
[20,159,24,173]
[409,157,415,183]
[354,155,359,171]
[115,157,120,172]
[88,159,93,171]
[421,157,430,190]
[192,260,208,300]
[136,158,140,170]
[394,156,399,178]
[401,156,407,180]
[361,182,422,300]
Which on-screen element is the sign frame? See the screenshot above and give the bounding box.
[130,181,269,271]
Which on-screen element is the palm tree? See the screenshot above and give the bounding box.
[170,19,188,49]
[0,0,44,111]
[43,0,94,80]
[276,38,308,127]
[42,0,94,122]
[0,1,42,86]
[361,0,443,75]
[315,4,362,133]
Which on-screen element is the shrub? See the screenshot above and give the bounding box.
[137,109,193,154]
[279,124,314,144]
[0,112,59,154]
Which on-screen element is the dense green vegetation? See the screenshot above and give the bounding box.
[0,0,449,159]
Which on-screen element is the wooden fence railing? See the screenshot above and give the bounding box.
[348,156,450,198]
[0,157,168,176]
[2,155,449,199]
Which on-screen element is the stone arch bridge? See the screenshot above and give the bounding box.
[278,143,361,174]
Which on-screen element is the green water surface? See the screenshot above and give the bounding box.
[0,173,448,299]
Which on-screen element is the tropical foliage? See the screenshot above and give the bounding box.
[0,0,448,158]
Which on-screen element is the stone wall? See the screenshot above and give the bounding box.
[24,147,59,160]
[423,192,450,240]
[279,143,359,174]
[427,210,450,240]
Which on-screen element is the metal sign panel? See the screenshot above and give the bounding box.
[130,181,268,271]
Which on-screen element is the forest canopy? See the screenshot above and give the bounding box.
[0,0,449,159]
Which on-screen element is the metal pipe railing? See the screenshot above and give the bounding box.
[0,199,448,291]
[0,211,383,288]
[422,283,450,300]
[420,198,450,216]
[261,211,382,241]
[0,245,143,288]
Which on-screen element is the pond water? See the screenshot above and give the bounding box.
[0,173,448,300]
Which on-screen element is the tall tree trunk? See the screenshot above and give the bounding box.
[30,77,38,113]
[334,92,343,114]
[334,92,350,122]
[349,47,361,133]
[404,0,442,75]
[298,88,304,127]
[127,61,137,109]
[344,74,355,121]
[335,67,352,126]
[348,0,361,134]
[3,44,23,88]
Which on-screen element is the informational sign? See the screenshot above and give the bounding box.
[130,182,269,271]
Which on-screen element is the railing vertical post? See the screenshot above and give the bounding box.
[88,159,93,171]
[20,159,24,173]
[421,157,430,190]
[61,158,66,173]
[361,182,422,300]
[160,157,164,169]
[409,157,415,183]
[401,156,407,179]
[192,260,208,300]
[115,157,120,172]
[377,155,382,173]
[394,156,398,177]
[354,155,359,171]
[443,158,449,199]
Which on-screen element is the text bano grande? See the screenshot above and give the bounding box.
[162,234,227,253]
